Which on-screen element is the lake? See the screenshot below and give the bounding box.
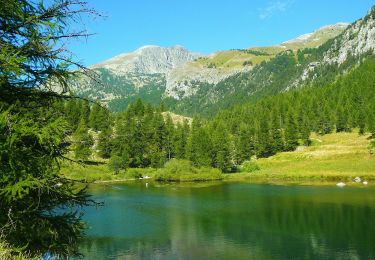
[79,182,375,259]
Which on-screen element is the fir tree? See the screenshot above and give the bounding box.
[73,118,94,161]
[173,121,190,159]
[97,127,113,158]
[187,117,213,167]
[211,123,233,172]
[284,110,299,151]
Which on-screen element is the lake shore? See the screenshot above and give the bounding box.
[61,132,375,187]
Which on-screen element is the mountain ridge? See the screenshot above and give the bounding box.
[71,9,374,114]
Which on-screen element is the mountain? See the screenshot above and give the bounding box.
[91,45,201,75]
[71,45,200,110]
[72,7,375,115]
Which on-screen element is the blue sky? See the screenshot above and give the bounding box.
[69,0,375,66]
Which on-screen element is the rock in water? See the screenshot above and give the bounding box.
[363,181,368,185]
[354,177,361,183]
[336,182,346,187]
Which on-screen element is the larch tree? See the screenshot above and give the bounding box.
[0,0,100,257]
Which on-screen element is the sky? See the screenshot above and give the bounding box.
[68,0,375,66]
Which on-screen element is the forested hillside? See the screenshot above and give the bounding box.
[63,54,375,173]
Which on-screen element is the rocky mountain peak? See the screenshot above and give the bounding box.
[92,45,202,75]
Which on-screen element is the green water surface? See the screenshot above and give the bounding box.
[80,182,375,259]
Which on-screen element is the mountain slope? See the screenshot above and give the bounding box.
[167,9,375,116]
[72,7,375,115]
[73,46,200,110]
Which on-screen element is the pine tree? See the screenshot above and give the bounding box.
[65,99,81,131]
[80,100,91,127]
[270,110,284,153]
[173,121,190,159]
[73,118,93,161]
[336,106,349,132]
[300,113,311,146]
[256,113,274,157]
[233,123,255,165]
[97,127,113,158]
[211,123,233,172]
[187,117,213,167]
[358,107,366,135]
[164,114,175,160]
[89,104,110,132]
[284,110,299,151]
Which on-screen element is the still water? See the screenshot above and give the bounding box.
[80,182,375,259]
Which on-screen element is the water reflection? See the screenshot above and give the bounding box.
[79,183,375,259]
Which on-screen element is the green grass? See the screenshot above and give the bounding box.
[154,159,223,182]
[194,50,274,70]
[62,132,375,186]
[61,163,157,183]
[61,159,223,183]
[226,132,375,185]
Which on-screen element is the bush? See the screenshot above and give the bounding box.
[124,168,144,179]
[108,152,129,173]
[238,160,260,173]
[369,140,375,154]
[155,159,223,182]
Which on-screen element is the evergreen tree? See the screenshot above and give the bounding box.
[165,114,175,160]
[97,127,113,158]
[358,107,366,135]
[256,113,274,157]
[211,123,233,172]
[270,110,284,153]
[80,100,91,127]
[187,117,213,167]
[284,110,299,151]
[149,112,168,167]
[233,123,255,164]
[73,118,93,161]
[0,0,96,257]
[89,104,110,132]
[109,150,129,173]
[65,99,81,131]
[336,106,349,132]
[300,113,312,146]
[173,121,190,159]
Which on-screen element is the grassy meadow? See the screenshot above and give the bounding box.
[62,132,375,186]
[227,132,375,185]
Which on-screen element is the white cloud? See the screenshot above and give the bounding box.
[259,1,293,20]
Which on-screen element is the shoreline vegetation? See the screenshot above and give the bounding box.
[61,131,375,186]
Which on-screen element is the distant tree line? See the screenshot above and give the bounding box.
[63,55,375,173]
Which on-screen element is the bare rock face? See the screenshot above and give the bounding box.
[323,16,375,65]
[165,62,252,100]
[92,45,201,75]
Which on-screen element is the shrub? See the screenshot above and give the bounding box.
[155,159,223,181]
[369,140,375,154]
[238,160,261,173]
[124,168,144,179]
